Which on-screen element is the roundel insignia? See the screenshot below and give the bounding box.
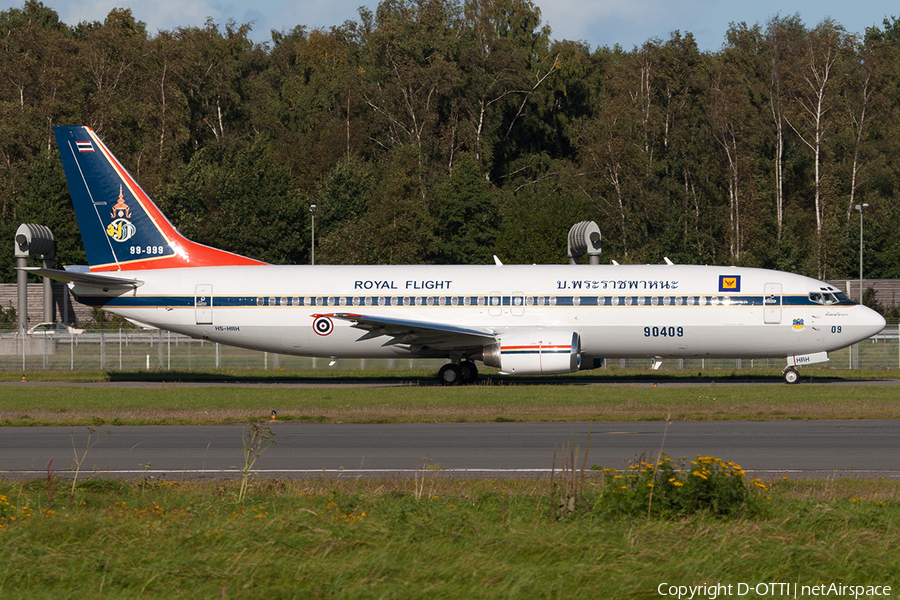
[313,316,334,336]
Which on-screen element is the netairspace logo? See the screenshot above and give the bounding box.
[657,582,892,599]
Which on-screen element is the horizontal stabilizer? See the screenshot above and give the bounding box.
[18,267,143,289]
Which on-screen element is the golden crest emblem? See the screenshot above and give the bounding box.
[110,185,132,219]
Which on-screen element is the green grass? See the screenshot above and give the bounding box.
[2,378,900,425]
[1,476,898,598]
[2,364,898,383]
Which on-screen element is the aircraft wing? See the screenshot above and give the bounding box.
[18,267,144,290]
[320,312,496,350]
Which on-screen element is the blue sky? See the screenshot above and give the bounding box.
[38,0,900,51]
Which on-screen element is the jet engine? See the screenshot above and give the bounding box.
[482,330,581,375]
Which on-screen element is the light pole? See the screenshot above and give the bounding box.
[855,203,868,303]
[309,204,317,266]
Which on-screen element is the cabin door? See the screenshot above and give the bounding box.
[764,282,782,324]
[195,284,213,325]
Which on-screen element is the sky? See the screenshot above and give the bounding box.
[29,0,900,51]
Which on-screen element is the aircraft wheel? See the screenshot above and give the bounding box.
[459,360,478,384]
[438,363,462,386]
[783,368,799,384]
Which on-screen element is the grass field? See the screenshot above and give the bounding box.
[1,368,899,425]
[1,475,898,599]
[2,368,898,597]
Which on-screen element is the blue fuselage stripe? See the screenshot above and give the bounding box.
[72,293,842,309]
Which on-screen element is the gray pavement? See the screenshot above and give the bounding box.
[2,420,899,479]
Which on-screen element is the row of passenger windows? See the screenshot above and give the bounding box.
[252,295,743,307]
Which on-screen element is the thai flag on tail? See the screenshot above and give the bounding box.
[76,141,94,153]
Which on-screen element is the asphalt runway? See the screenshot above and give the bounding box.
[2,420,899,479]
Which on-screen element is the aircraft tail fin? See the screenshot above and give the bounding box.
[54,126,266,271]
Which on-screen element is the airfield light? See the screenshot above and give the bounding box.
[855,203,869,303]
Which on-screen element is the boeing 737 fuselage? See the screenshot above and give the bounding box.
[24,127,886,384]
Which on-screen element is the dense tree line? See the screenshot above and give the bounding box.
[3,0,900,284]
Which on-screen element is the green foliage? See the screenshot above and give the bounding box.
[431,152,499,263]
[0,303,15,325]
[2,1,900,279]
[592,453,765,517]
[156,138,307,264]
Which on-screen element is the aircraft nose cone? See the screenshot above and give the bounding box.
[859,305,886,338]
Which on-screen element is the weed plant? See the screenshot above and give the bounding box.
[592,454,767,518]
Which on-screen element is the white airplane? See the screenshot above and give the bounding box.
[25,126,886,384]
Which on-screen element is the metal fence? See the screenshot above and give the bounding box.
[1,324,898,373]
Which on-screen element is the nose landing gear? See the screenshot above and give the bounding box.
[783,367,799,384]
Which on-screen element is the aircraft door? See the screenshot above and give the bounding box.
[195,284,213,325]
[764,282,781,324]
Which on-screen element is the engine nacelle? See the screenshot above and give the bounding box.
[483,330,581,375]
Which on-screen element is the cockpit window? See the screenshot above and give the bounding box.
[832,291,854,304]
[809,291,855,305]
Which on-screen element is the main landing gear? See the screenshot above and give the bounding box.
[438,360,479,386]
